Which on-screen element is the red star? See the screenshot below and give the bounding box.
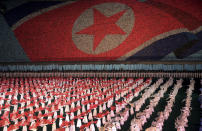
[76,8,126,51]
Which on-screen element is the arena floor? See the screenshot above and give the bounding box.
[0,77,200,131]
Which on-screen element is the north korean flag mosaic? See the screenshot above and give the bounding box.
[1,1,202,131]
[3,0,202,62]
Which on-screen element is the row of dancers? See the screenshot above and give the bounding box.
[0,77,198,131]
[175,79,195,131]
[0,77,146,131]
[130,78,174,131]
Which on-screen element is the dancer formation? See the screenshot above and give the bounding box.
[0,77,199,131]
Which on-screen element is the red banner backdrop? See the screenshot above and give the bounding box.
[14,0,202,61]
